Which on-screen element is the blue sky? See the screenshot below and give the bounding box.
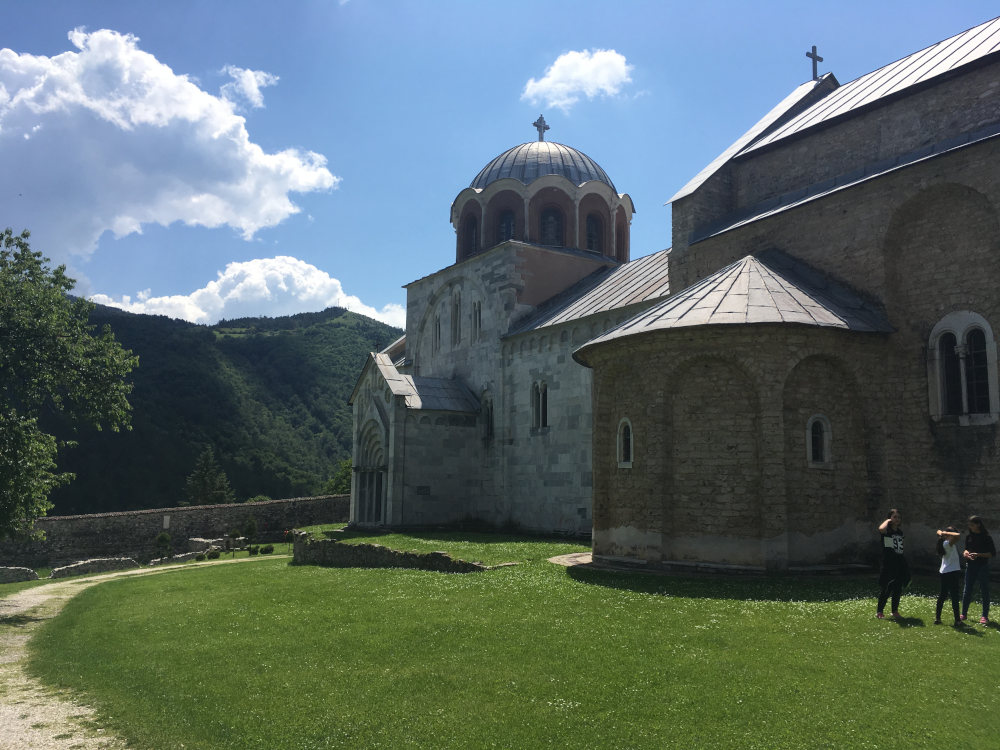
[2,1,996,327]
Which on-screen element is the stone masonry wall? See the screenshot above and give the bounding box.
[292,532,487,573]
[0,495,348,568]
[588,327,889,570]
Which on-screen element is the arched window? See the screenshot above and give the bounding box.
[482,396,494,443]
[617,418,633,468]
[433,314,441,353]
[586,214,603,253]
[532,381,548,430]
[451,291,461,345]
[806,415,831,467]
[497,210,515,244]
[929,312,998,424]
[472,300,482,342]
[463,215,478,257]
[540,208,563,247]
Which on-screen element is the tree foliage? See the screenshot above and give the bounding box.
[185,446,236,505]
[321,458,353,495]
[0,228,137,538]
[46,305,400,513]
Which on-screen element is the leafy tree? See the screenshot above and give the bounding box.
[185,446,236,505]
[243,516,258,548]
[321,458,353,495]
[0,228,137,539]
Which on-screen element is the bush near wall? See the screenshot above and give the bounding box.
[0,495,348,568]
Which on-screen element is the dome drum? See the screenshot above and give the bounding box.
[453,138,633,264]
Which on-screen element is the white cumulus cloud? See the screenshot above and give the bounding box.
[521,49,633,112]
[220,65,279,109]
[0,28,338,261]
[89,256,406,328]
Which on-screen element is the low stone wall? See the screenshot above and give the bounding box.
[292,532,489,573]
[50,558,140,579]
[0,495,348,568]
[0,566,38,583]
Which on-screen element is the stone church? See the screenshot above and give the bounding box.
[349,114,671,535]
[576,16,1000,570]
[352,16,1000,568]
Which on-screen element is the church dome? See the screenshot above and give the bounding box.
[471,141,617,192]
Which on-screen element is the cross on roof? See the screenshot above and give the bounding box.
[806,45,824,81]
[533,114,550,142]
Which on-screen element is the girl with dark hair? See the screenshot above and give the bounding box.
[876,509,909,619]
[961,515,995,624]
[935,525,962,625]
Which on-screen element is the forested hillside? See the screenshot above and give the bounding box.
[44,305,401,514]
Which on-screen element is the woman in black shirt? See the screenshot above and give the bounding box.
[961,515,995,625]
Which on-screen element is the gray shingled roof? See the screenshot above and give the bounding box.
[374,354,479,413]
[747,16,1000,154]
[576,249,891,354]
[508,249,672,335]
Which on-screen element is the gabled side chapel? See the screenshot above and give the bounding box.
[352,18,1000,569]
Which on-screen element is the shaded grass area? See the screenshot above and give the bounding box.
[297,523,586,566]
[25,540,1000,750]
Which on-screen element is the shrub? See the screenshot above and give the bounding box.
[261,544,274,554]
[248,546,259,556]
[155,531,172,558]
[246,495,271,504]
[195,553,206,561]
[207,549,221,560]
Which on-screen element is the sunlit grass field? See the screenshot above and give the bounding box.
[18,533,1000,749]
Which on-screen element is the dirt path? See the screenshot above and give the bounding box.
[0,556,286,750]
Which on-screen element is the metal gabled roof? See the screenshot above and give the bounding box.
[508,249,672,335]
[375,353,479,413]
[668,76,835,204]
[745,16,1000,154]
[471,141,616,191]
[575,249,891,357]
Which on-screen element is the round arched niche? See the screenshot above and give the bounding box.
[884,183,1000,323]
[668,355,762,546]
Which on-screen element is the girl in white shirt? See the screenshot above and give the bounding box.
[935,525,962,625]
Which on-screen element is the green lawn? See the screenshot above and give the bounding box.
[20,534,1000,749]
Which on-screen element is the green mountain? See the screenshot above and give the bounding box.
[45,305,401,515]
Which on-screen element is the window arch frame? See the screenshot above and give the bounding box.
[928,311,999,425]
[617,418,633,469]
[539,207,564,247]
[805,414,832,468]
[462,215,479,257]
[451,290,462,346]
[585,213,604,254]
[496,210,515,244]
[531,380,548,431]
